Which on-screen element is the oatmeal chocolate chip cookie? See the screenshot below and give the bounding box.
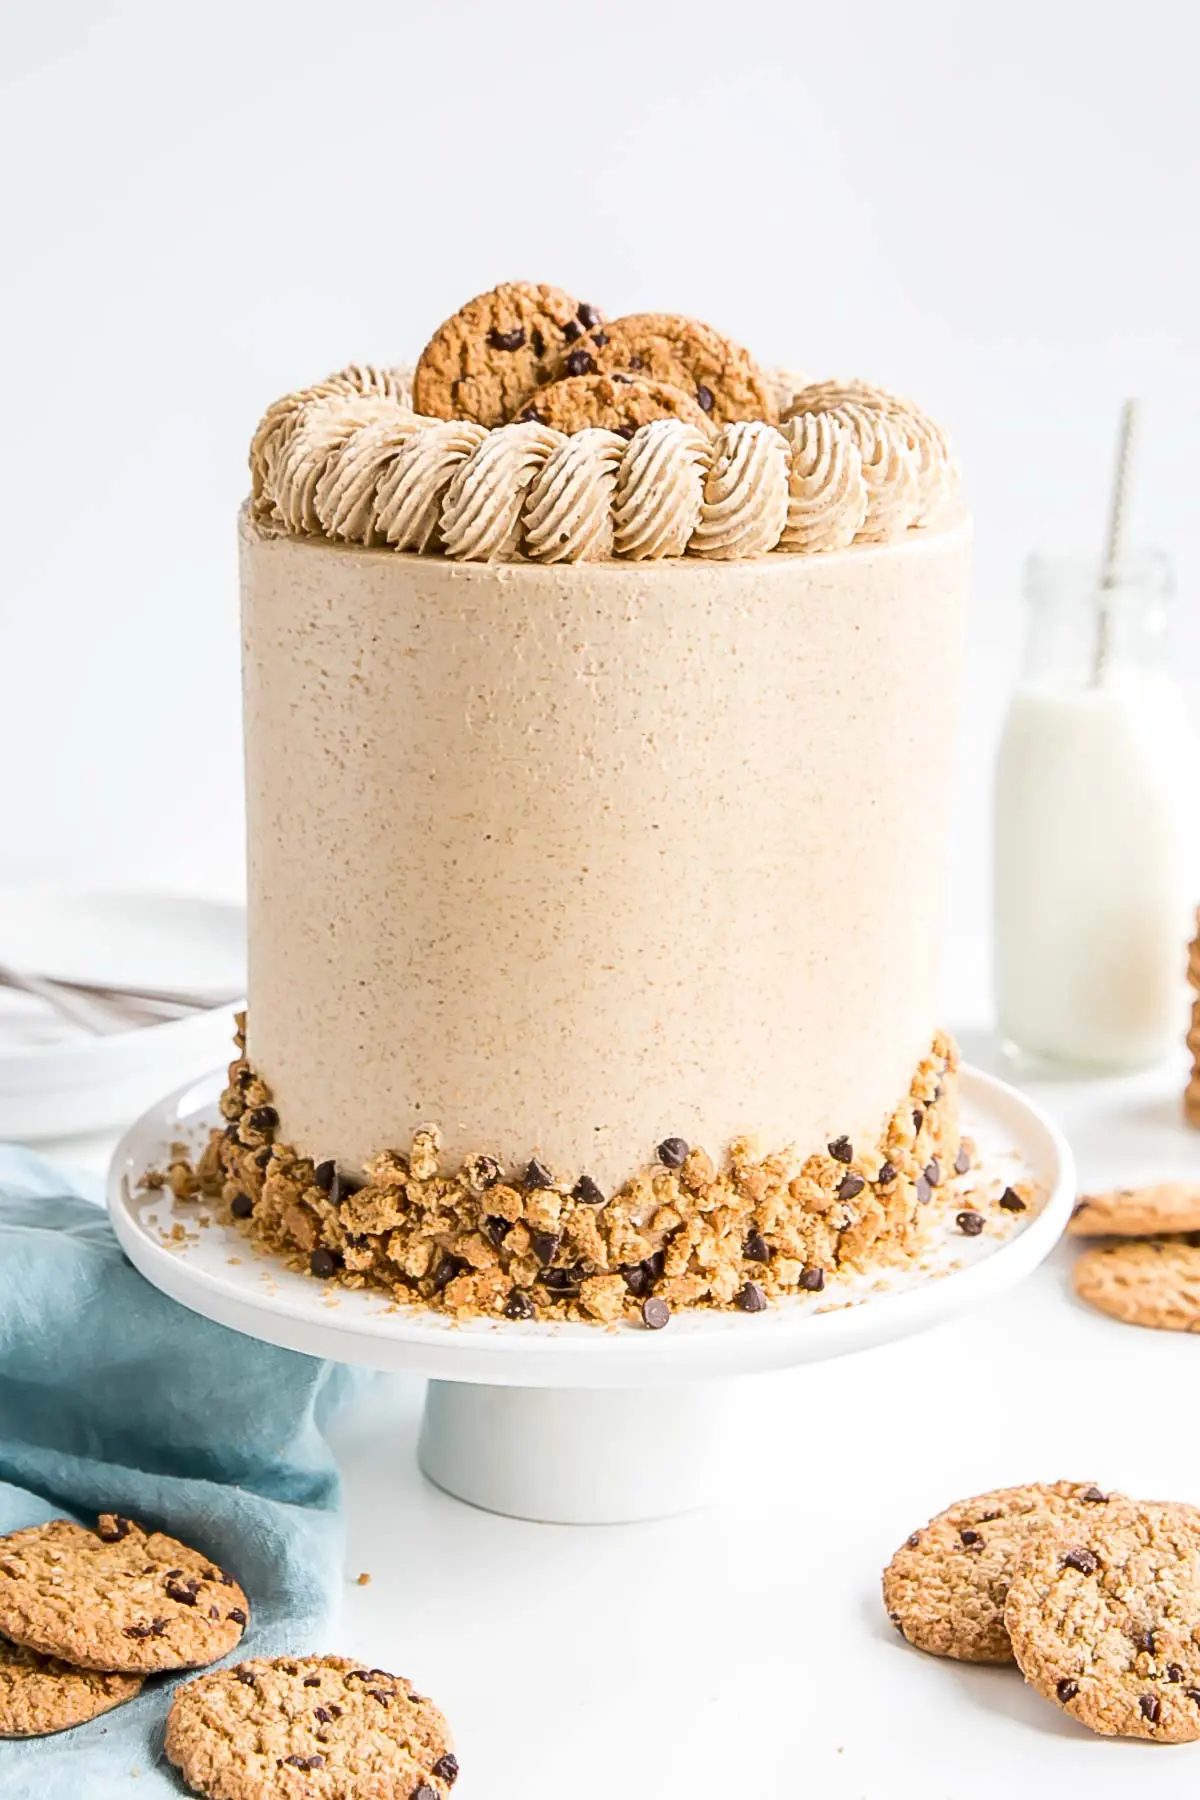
[1069,1182,1200,1238]
[528,312,778,427]
[1005,1502,1200,1741]
[0,1634,143,1737]
[1073,1237,1200,1331]
[883,1481,1123,1663]
[412,281,605,427]
[515,372,713,438]
[165,1654,457,1800]
[0,1515,249,1674]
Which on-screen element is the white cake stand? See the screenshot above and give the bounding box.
[107,1065,1073,1524]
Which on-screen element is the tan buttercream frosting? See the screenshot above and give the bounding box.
[784,379,957,527]
[610,419,711,560]
[523,428,626,563]
[689,421,791,560]
[374,419,489,552]
[248,365,958,559]
[313,412,428,545]
[778,412,869,554]
[249,364,412,519]
[439,421,566,562]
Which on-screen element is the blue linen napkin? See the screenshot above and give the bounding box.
[0,1147,363,1797]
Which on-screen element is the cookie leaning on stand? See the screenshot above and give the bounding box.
[412,280,606,428]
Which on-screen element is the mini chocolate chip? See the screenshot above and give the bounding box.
[657,1137,689,1168]
[915,1176,933,1205]
[304,1675,321,1686]
[283,1755,311,1769]
[646,1249,667,1279]
[314,1704,332,1722]
[629,353,645,370]
[308,1755,325,1769]
[591,331,609,348]
[488,326,525,351]
[526,1157,553,1188]
[518,406,544,424]
[562,319,582,343]
[224,1122,241,1140]
[97,1515,134,1542]
[220,1571,235,1585]
[345,1669,371,1682]
[314,1160,336,1192]
[959,1528,983,1549]
[876,1161,897,1185]
[433,1753,459,1785]
[1167,1664,1184,1683]
[466,1154,501,1190]
[695,384,714,413]
[1188,1689,1200,1706]
[907,1531,921,1548]
[913,1109,924,1132]
[310,1247,339,1279]
[412,1788,439,1800]
[165,1579,198,1606]
[621,1262,652,1297]
[236,1066,253,1088]
[924,1160,941,1186]
[367,1688,390,1705]
[956,1210,984,1236]
[1056,1678,1079,1703]
[228,1607,247,1625]
[248,1106,278,1132]
[433,1253,467,1292]
[230,1192,253,1219]
[577,302,602,329]
[565,349,595,378]
[1140,1694,1162,1723]
[613,424,636,439]
[613,373,633,384]
[237,1668,256,1685]
[745,1230,771,1263]
[209,1604,220,1619]
[954,1145,971,1175]
[642,1296,670,1330]
[165,1569,183,1580]
[980,1511,1002,1522]
[799,1266,825,1292]
[254,1146,272,1170]
[124,1622,153,1638]
[1062,1547,1099,1575]
[1132,1628,1156,1654]
[538,1264,583,1292]
[504,1289,534,1320]
[529,1229,561,1266]
[573,1174,605,1206]
[998,1187,1026,1212]
[837,1172,866,1201]
[329,1703,342,1716]
[735,1281,767,1313]
[483,1215,511,1249]
[530,326,545,358]
[828,1136,853,1163]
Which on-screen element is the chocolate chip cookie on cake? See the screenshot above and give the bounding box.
[525,309,779,426]
[412,280,605,427]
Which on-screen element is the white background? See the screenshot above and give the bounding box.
[4,7,1200,1796]
[2,0,1199,1022]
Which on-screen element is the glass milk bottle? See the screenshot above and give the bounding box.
[993,549,1198,1071]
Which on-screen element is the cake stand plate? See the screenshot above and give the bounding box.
[107,1065,1073,1524]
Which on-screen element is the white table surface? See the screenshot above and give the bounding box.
[28,1024,1200,1796]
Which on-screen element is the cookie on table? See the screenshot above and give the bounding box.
[1005,1501,1200,1741]
[165,1654,458,1800]
[514,371,713,438]
[412,281,605,427]
[1073,1237,1200,1331]
[0,1634,143,1738]
[1068,1182,1200,1238]
[528,311,778,426]
[0,1515,249,1674]
[882,1480,1123,1663]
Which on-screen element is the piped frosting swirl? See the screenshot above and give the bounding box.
[248,370,959,561]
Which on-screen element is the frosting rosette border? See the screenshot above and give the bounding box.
[249,363,960,563]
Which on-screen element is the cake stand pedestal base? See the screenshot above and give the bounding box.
[417,1380,734,1523]
[108,1064,1073,1526]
